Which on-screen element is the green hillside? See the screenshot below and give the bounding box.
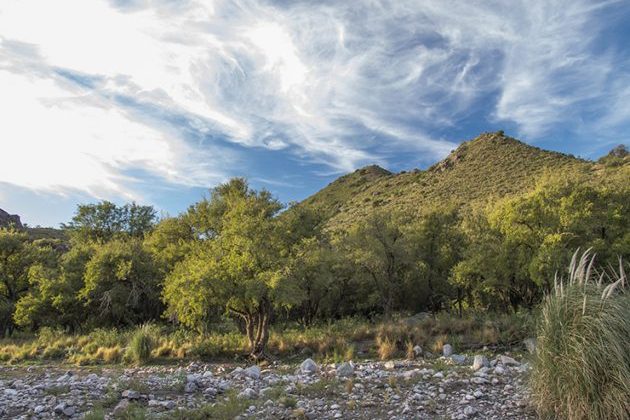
[300,131,604,230]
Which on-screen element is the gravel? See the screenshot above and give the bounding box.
[0,352,535,419]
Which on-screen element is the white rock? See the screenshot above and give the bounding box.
[3,389,17,396]
[113,399,130,416]
[499,355,519,366]
[442,344,453,357]
[384,361,396,370]
[433,372,444,379]
[186,374,200,384]
[336,362,354,378]
[184,382,197,393]
[300,358,318,375]
[472,355,489,371]
[244,365,261,380]
[473,390,483,398]
[494,366,505,375]
[54,403,66,415]
[463,406,476,417]
[451,354,466,364]
[34,405,45,414]
[413,345,423,356]
[238,388,258,399]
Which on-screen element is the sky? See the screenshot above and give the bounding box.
[1,0,629,227]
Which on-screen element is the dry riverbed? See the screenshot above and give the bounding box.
[0,351,535,419]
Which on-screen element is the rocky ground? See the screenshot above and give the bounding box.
[0,349,536,419]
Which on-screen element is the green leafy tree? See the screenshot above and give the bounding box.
[344,211,413,319]
[407,208,465,314]
[80,239,161,327]
[14,244,93,331]
[64,201,156,243]
[0,230,57,336]
[163,179,308,358]
[286,237,335,326]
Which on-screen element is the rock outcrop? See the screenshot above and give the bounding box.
[0,208,23,229]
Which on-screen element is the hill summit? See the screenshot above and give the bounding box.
[300,131,597,230]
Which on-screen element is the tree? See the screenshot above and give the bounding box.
[286,237,335,326]
[344,211,413,319]
[0,230,55,336]
[407,207,465,314]
[64,201,156,243]
[163,179,307,359]
[80,239,162,327]
[14,244,93,331]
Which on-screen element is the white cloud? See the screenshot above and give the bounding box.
[0,0,627,202]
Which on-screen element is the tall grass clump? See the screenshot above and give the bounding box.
[126,324,156,365]
[531,250,630,420]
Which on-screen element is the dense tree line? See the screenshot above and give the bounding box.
[0,173,628,357]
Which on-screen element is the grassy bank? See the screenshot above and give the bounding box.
[0,313,533,366]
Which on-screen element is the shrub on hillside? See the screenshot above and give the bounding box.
[531,250,630,419]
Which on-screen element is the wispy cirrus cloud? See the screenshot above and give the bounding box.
[0,0,629,225]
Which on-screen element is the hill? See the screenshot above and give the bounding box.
[299,131,616,230]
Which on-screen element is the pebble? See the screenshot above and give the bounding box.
[0,352,534,419]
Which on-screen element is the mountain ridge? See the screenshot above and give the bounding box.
[298,131,623,230]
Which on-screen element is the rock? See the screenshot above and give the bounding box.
[433,372,444,378]
[384,361,396,370]
[244,365,261,380]
[451,354,466,364]
[3,389,17,396]
[523,338,537,354]
[62,406,75,417]
[0,208,23,229]
[86,373,98,381]
[336,362,354,378]
[442,344,453,357]
[186,373,200,384]
[184,381,198,393]
[34,405,45,414]
[203,386,218,396]
[472,355,489,371]
[499,355,520,366]
[413,345,423,356]
[463,405,476,417]
[54,403,66,415]
[203,370,213,378]
[300,358,318,375]
[238,388,258,399]
[473,390,483,398]
[113,399,130,416]
[121,389,140,400]
[162,401,175,410]
[494,366,505,375]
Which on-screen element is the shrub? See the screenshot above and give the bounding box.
[126,325,154,365]
[531,251,630,420]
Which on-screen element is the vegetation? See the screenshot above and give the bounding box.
[0,132,628,368]
[531,251,629,419]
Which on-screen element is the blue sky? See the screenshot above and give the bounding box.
[1,0,629,227]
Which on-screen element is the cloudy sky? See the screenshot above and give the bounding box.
[1,0,629,227]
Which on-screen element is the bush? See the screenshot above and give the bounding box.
[531,251,630,419]
[126,325,155,365]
